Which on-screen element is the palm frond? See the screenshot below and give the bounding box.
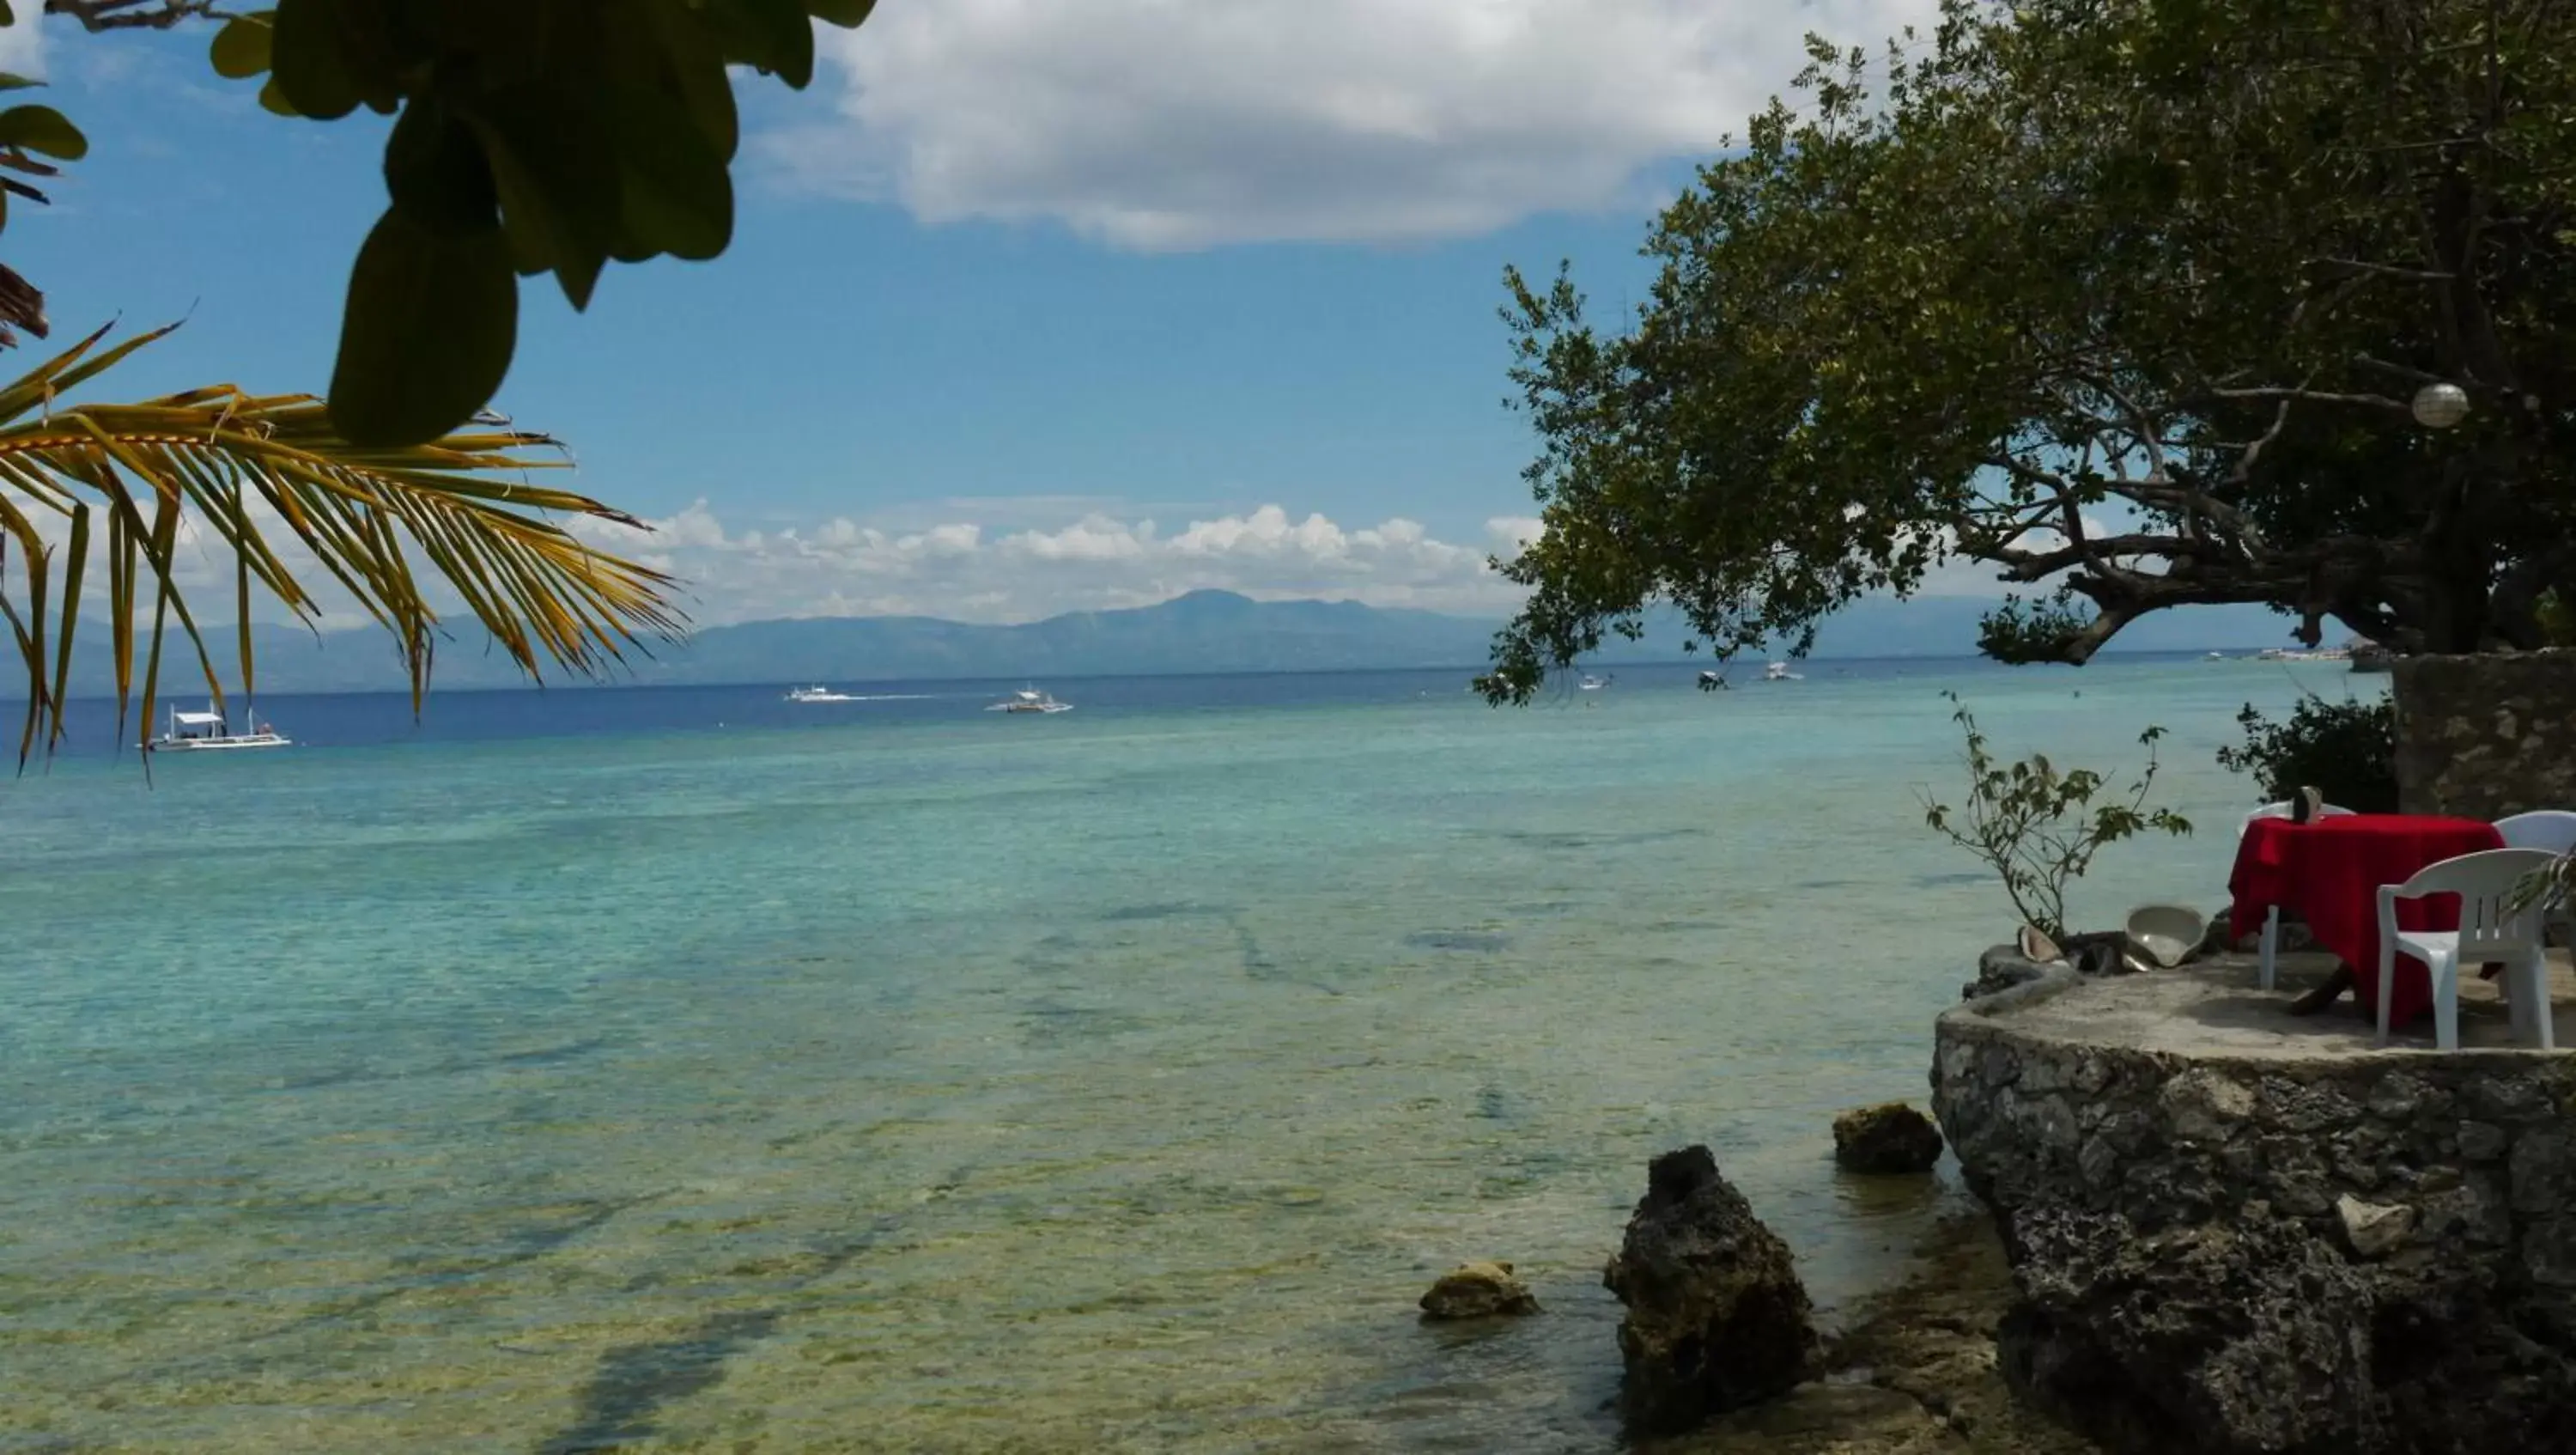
[0,323,682,763]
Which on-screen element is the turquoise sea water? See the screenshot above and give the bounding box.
[0,657,2363,1452]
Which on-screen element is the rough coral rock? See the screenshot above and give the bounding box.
[1833,1103,1946,1175]
[1996,1204,2381,1454]
[1418,1260,1539,1320]
[2336,1195,2417,1260]
[1605,1145,1820,1434]
[1935,969,2576,1454]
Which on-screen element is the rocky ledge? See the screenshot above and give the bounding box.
[1933,950,2576,1454]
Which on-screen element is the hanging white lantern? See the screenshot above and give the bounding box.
[2410,381,2470,429]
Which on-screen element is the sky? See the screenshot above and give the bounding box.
[0,0,2078,635]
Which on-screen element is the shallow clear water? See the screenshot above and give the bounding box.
[0,657,2359,1452]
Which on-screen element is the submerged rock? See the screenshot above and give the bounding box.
[1642,1383,1949,1455]
[1833,1103,1945,1175]
[1419,1260,1539,1320]
[1605,1145,1819,1434]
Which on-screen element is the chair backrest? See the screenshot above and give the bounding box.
[2494,810,2576,855]
[2388,848,2561,958]
[2239,801,2356,838]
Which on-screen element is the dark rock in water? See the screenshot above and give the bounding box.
[1605,1146,1819,1433]
[1641,1383,1944,1454]
[1407,929,1510,953]
[1832,1103,1945,1175]
[1419,1260,1539,1320]
[1996,1204,2379,1454]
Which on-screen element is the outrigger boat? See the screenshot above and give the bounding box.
[147,699,289,752]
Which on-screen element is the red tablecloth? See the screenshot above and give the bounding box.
[2228,814,2506,1026]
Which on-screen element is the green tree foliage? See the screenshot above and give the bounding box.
[1919,693,2192,939]
[5,0,878,445]
[2215,695,2401,813]
[1481,0,2576,702]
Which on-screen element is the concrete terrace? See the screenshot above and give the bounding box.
[1977,949,2576,1061]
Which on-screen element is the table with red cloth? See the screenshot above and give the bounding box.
[2228,814,2506,1026]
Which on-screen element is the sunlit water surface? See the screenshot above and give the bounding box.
[0,658,2360,1452]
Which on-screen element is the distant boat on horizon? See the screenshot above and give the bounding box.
[1578,673,1611,691]
[988,686,1072,715]
[785,685,860,703]
[1764,661,1803,682]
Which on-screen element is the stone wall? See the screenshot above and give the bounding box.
[1933,972,2576,1454]
[2391,648,2576,819]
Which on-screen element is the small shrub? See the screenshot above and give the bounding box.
[2215,695,2397,813]
[1918,693,2194,940]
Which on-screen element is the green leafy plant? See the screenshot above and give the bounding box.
[2215,695,2399,813]
[4,0,880,446]
[1918,693,2193,940]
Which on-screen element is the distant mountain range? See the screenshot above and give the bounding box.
[50,589,2301,697]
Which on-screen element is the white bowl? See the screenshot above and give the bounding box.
[2125,904,2208,968]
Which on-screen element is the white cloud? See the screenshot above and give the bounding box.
[774,0,1941,248]
[567,500,1537,624]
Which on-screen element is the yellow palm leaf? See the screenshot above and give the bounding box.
[0,322,681,763]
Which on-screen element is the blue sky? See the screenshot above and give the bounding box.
[8,0,2220,636]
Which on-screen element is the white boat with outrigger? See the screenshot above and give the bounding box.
[785,685,860,703]
[987,686,1072,715]
[1698,669,1729,691]
[146,698,289,752]
[1763,661,1803,682]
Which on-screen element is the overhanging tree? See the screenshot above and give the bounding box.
[1480,0,2576,702]
[10,0,878,445]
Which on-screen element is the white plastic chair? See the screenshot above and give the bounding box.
[2496,811,2576,948]
[2494,811,2576,853]
[2375,847,2560,1050]
[2240,801,2355,990]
